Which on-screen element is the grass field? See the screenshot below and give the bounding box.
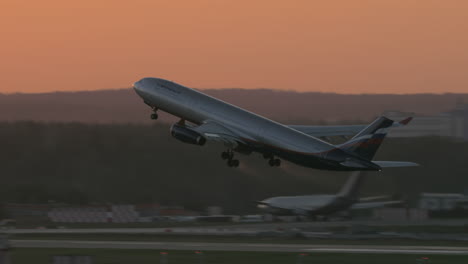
[9,248,463,264]
[11,233,468,247]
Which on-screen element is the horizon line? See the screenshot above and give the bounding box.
[2,87,468,96]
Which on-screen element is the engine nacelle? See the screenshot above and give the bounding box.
[170,123,206,146]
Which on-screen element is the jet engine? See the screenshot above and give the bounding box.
[170,123,206,146]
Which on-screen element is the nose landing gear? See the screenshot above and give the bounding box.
[150,107,158,120]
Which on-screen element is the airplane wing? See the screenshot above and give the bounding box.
[190,121,249,148]
[288,117,412,138]
[350,200,403,210]
[288,125,366,138]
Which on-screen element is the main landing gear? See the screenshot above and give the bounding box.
[269,158,281,167]
[150,107,158,120]
[263,153,281,167]
[221,150,240,167]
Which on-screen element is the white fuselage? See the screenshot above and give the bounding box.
[133,77,376,170]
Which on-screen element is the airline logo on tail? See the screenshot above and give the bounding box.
[339,117,395,160]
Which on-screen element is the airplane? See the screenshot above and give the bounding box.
[133,77,418,171]
[257,172,402,218]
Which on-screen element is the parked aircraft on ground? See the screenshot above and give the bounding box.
[257,172,402,218]
[133,78,418,171]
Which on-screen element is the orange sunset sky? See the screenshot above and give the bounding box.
[1,0,468,94]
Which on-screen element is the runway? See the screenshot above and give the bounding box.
[11,240,468,255]
[6,227,258,235]
[6,219,468,236]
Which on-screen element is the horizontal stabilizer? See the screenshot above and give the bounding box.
[373,161,419,168]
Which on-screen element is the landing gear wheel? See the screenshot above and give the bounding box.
[274,159,281,167]
[221,151,230,160]
[150,106,159,120]
[268,159,276,167]
[223,150,238,167]
[268,158,281,167]
[221,150,234,160]
[227,159,240,167]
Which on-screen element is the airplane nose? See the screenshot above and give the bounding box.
[133,81,141,91]
[133,80,146,96]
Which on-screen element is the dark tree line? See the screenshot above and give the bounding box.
[0,122,467,213]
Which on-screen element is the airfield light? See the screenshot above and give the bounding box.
[160,252,169,264]
[416,257,430,264]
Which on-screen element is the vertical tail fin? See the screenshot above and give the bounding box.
[337,172,364,199]
[338,116,394,160]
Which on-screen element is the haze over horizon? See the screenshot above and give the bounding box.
[1,88,467,124]
[2,87,468,96]
[1,1,468,94]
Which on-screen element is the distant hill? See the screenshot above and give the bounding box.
[1,89,467,124]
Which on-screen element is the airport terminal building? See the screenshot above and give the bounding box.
[384,102,468,141]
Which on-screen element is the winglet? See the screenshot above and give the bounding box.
[399,117,413,126]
